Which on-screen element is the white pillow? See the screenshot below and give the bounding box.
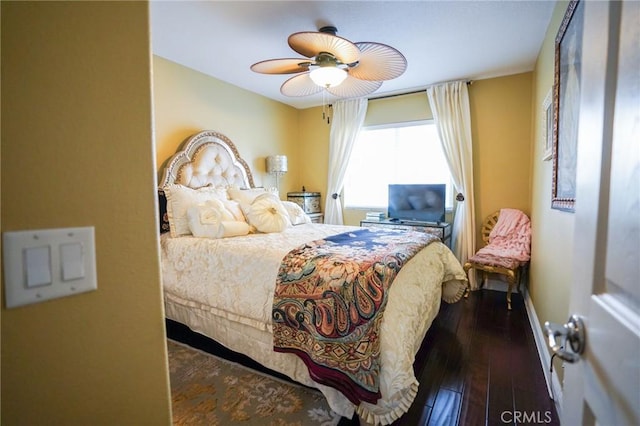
[187,204,223,238]
[245,193,290,233]
[228,187,267,212]
[203,199,236,221]
[187,204,250,238]
[217,221,251,238]
[164,184,228,237]
[282,201,312,225]
[221,199,246,222]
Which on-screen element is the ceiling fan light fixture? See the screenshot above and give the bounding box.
[309,66,347,88]
[253,26,405,98]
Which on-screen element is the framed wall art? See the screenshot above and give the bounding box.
[552,0,583,212]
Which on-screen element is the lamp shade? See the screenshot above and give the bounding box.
[266,155,288,174]
[309,67,347,88]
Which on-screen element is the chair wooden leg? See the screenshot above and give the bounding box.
[506,270,517,310]
[463,261,524,310]
[463,263,473,298]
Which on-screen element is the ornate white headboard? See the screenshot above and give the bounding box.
[159,130,254,189]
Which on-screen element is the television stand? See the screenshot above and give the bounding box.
[399,219,438,225]
[359,219,452,249]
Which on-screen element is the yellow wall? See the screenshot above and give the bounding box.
[1,2,172,424]
[530,0,574,379]
[298,106,331,207]
[469,73,533,246]
[153,56,300,193]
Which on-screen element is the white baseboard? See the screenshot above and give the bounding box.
[522,285,563,419]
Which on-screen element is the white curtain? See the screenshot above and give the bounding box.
[427,81,478,289]
[324,98,368,225]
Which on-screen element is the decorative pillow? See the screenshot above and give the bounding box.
[164,184,228,237]
[217,221,251,238]
[245,193,291,233]
[221,199,246,222]
[186,204,250,238]
[158,189,171,234]
[187,204,223,238]
[282,201,312,225]
[228,187,267,212]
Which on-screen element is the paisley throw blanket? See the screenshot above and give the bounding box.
[272,228,439,405]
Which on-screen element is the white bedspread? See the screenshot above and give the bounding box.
[161,223,467,425]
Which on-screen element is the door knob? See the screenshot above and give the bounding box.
[544,314,586,363]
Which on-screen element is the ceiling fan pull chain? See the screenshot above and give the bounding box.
[322,89,330,124]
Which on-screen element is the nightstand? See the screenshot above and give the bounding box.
[287,192,322,223]
[307,213,324,224]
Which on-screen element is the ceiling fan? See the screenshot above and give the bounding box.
[250,26,407,98]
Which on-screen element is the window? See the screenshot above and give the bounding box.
[343,121,453,209]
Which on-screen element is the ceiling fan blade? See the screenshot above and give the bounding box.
[326,75,383,98]
[288,31,360,64]
[280,73,324,97]
[250,58,311,74]
[348,42,408,81]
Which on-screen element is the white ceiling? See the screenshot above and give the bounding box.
[150,1,555,110]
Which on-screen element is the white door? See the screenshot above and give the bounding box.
[547,1,640,425]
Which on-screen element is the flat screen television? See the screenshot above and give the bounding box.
[388,184,446,223]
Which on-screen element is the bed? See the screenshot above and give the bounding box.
[158,130,469,425]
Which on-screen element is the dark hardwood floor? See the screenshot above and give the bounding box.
[389,289,560,426]
[167,289,560,426]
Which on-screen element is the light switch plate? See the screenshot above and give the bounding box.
[3,227,97,308]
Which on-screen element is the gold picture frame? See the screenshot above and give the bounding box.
[542,88,553,161]
[552,0,583,212]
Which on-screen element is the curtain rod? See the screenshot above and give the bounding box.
[368,89,426,101]
[368,80,473,102]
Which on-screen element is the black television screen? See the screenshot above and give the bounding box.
[388,184,446,223]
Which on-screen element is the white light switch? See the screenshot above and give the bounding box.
[24,246,52,287]
[61,242,85,281]
[3,227,97,308]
